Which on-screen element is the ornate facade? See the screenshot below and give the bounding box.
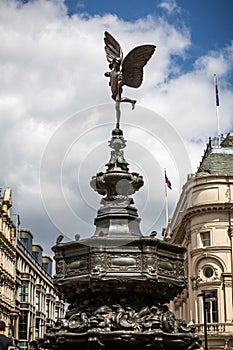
[0,187,64,349]
[167,134,233,349]
[0,188,16,329]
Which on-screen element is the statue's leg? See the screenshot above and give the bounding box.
[115,101,121,129]
[121,97,136,110]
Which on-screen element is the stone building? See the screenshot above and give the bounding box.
[0,188,16,330]
[0,187,64,349]
[15,229,64,349]
[167,133,233,349]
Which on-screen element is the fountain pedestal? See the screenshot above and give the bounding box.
[44,128,201,350]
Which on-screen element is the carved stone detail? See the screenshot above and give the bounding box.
[142,254,157,275]
[91,253,106,275]
[197,266,220,285]
[190,275,198,290]
[107,254,140,272]
[55,259,65,276]
[45,303,201,349]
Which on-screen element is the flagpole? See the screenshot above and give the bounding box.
[214,74,221,147]
[164,169,169,227]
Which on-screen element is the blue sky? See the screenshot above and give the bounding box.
[0,0,233,253]
[64,0,233,75]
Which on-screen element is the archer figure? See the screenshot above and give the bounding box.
[104,31,156,129]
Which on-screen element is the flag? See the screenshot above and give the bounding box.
[165,171,172,190]
[214,74,220,106]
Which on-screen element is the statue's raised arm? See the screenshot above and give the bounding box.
[104,31,156,129]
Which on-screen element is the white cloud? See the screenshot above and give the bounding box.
[0,0,232,254]
[158,0,180,15]
[194,45,233,76]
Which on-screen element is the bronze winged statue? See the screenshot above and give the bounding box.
[104,31,156,129]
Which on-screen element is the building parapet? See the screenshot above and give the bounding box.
[17,240,53,281]
[195,323,233,334]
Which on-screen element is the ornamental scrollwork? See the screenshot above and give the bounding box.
[48,304,197,335]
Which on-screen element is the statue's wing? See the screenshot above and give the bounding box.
[104,31,123,63]
[122,45,156,88]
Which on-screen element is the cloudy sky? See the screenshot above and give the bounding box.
[1,0,233,255]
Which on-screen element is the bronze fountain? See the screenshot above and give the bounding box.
[43,32,201,350]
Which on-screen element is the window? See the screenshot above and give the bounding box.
[20,238,29,250]
[20,281,29,302]
[46,299,50,319]
[42,262,52,274]
[42,262,48,271]
[35,318,40,339]
[36,291,40,311]
[203,290,219,323]
[32,251,39,260]
[203,267,214,278]
[55,307,59,321]
[19,311,28,339]
[200,231,210,247]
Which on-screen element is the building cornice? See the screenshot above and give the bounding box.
[186,202,232,217]
[171,203,233,244]
[169,174,233,237]
[16,242,54,285]
[190,246,231,258]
